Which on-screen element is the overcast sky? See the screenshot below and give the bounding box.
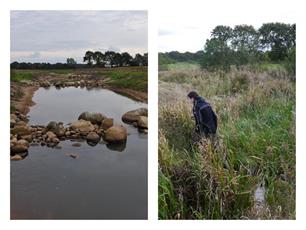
[158,0,296,53]
[11,10,148,63]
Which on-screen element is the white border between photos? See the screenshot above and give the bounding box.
[0,0,305,229]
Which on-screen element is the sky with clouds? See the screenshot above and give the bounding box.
[11,10,148,63]
[158,0,296,53]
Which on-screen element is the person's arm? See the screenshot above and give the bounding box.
[193,105,201,131]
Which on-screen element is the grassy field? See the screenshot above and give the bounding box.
[10,66,148,92]
[11,71,34,82]
[158,63,295,219]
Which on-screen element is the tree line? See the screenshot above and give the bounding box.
[82,51,147,67]
[159,23,296,73]
[11,51,148,69]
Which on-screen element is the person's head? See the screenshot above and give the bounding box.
[187,91,198,103]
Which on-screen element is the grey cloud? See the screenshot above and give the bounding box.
[11,10,147,63]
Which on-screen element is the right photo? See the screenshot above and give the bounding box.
[158,16,296,219]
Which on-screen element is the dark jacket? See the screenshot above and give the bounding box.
[192,96,217,135]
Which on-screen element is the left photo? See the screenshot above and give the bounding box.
[10,10,148,219]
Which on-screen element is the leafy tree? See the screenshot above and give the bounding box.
[104,51,117,66]
[83,51,94,65]
[202,38,233,70]
[121,52,133,66]
[114,53,123,66]
[132,53,147,66]
[66,58,77,65]
[232,25,259,52]
[93,51,104,66]
[259,23,295,61]
[143,53,148,66]
[284,47,296,75]
[211,25,233,43]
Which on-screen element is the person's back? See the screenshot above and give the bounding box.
[187,91,217,137]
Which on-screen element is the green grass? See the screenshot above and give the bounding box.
[167,62,201,72]
[10,67,148,92]
[11,71,33,82]
[101,70,148,92]
[159,66,295,219]
[257,63,286,72]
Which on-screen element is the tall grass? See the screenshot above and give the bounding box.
[158,64,295,219]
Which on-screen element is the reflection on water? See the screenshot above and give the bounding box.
[11,87,148,219]
[28,87,147,126]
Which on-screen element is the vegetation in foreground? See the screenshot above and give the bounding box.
[158,63,295,219]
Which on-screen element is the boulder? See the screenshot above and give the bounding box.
[11,154,23,161]
[137,116,148,129]
[122,108,148,123]
[11,125,31,136]
[40,80,51,88]
[51,137,60,144]
[46,121,58,132]
[65,82,75,87]
[10,118,16,127]
[79,80,85,87]
[21,134,33,143]
[70,119,95,135]
[11,114,17,121]
[16,121,27,126]
[11,139,29,154]
[54,82,62,88]
[65,131,71,136]
[46,121,66,137]
[101,118,113,130]
[86,131,100,143]
[46,131,57,140]
[104,125,127,143]
[72,143,82,147]
[55,124,66,137]
[78,112,106,125]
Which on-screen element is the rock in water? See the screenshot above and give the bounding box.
[70,119,95,135]
[86,131,100,142]
[21,134,33,143]
[46,121,58,131]
[137,116,148,129]
[52,137,60,144]
[122,108,148,123]
[72,143,82,147]
[46,121,66,137]
[78,112,106,125]
[101,118,113,130]
[40,80,51,88]
[11,139,29,154]
[46,131,57,139]
[11,154,23,161]
[65,153,79,159]
[104,125,127,143]
[56,124,66,137]
[11,125,31,136]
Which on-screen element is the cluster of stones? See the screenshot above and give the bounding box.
[122,108,148,133]
[10,108,148,161]
[39,74,107,89]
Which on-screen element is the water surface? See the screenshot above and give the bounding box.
[11,87,148,219]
